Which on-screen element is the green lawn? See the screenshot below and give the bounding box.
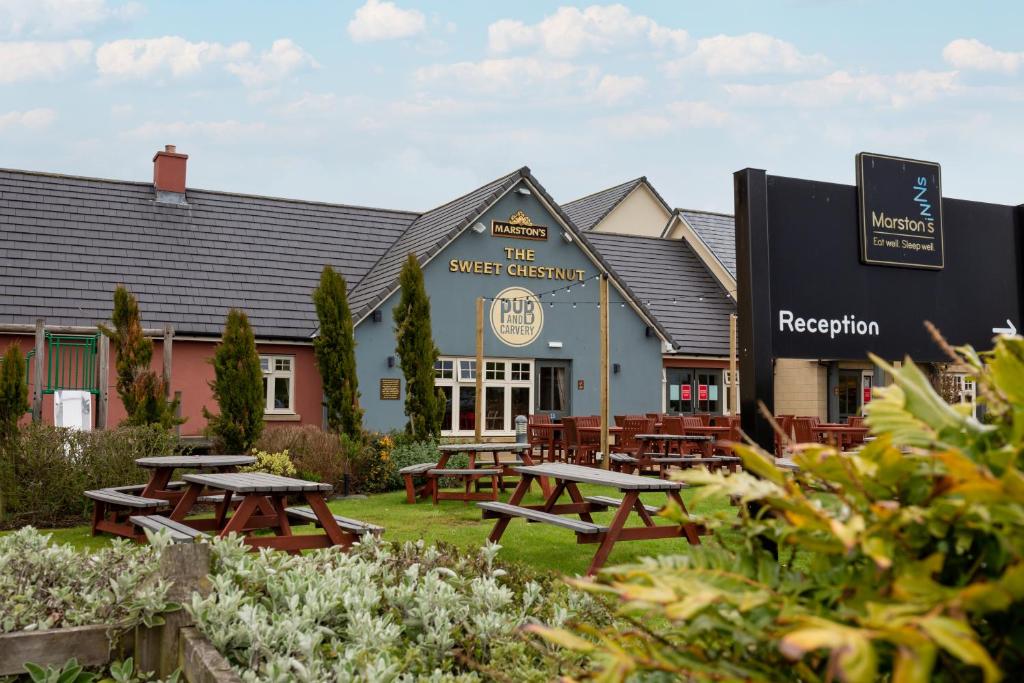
[17,483,735,576]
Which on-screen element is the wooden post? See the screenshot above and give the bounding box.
[475,296,484,441]
[96,335,109,430]
[32,319,44,423]
[163,325,174,398]
[729,314,739,415]
[600,275,610,469]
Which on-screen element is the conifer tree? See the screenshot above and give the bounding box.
[0,344,28,520]
[204,309,264,453]
[312,265,363,437]
[99,285,179,428]
[393,254,444,438]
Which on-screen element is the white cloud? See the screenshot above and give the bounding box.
[414,57,583,94]
[225,39,318,87]
[281,92,338,116]
[597,100,729,137]
[592,74,646,105]
[943,38,1024,74]
[666,32,830,77]
[0,0,142,38]
[347,0,425,43]
[95,36,250,79]
[0,40,92,83]
[0,107,57,130]
[488,4,687,58]
[725,69,960,109]
[124,119,267,141]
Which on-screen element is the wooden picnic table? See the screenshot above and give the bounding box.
[577,425,623,445]
[136,455,256,501]
[169,472,353,551]
[814,424,869,450]
[529,422,563,460]
[635,433,713,457]
[480,462,704,575]
[430,442,548,502]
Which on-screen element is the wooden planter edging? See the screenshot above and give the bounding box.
[179,628,242,683]
[0,625,129,676]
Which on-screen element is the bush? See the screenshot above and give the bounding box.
[254,426,349,491]
[240,450,296,478]
[1,424,186,529]
[189,535,609,681]
[203,309,263,454]
[536,337,1024,682]
[386,438,439,489]
[0,526,175,633]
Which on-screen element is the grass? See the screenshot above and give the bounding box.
[14,482,736,576]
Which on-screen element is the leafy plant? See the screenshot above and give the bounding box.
[254,425,349,491]
[23,658,97,683]
[534,336,1024,682]
[393,253,444,439]
[0,343,29,521]
[203,309,264,454]
[99,286,179,429]
[312,265,363,438]
[240,449,296,478]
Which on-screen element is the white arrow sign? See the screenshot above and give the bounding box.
[993,319,1017,335]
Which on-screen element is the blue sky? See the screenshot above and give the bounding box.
[1,1,1021,213]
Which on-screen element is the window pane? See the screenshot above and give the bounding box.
[459,360,476,381]
[440,386,453,431]
[511,387,530,424]
[485,361,505,381]
[434,360,453,379]
[260,357,270,373]
[275,358,291,372]
[274,377,290,410]
[538,367,565,412]
[511,362,530,381]
[485,386,505,430]
[262,377,268,409]
[459,387,476,431]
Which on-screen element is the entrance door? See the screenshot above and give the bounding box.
[536,361,570,419]
[666,369,694,414]
[836,370,861,421]
[695,370,723,415]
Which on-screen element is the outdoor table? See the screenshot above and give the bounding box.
[169,472,350,551]
[577,425,623,447]
[529,422,563,461]
[635,433,713,459]
[480,462,704,575]
[136,455,256,501]
[814,425,869,450]
[432,443,549,501]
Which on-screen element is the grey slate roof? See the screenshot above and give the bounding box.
[348,168,524,320]
[584,233,735,356]
[678,209,736,278]
[562,178,643,231]
[0,168,417,338]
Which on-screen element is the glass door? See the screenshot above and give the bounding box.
[837,370,860,422]
[536,361,570,420]
[666,369,694,414]
[696,370,723,414]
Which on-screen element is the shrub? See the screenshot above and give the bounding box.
[189,535,608,681]
[99,285,179,429]
[536,337,1024,682]
[240,450,296,478]
[393,253,444,439]
[254,426,349,491]
[0,343,29,521]
[348,432,394,494]
[203,309,263,454]
[1,424,186,529]
[0,526,175,633]
[312,264,363,438]
[386,438,439,489]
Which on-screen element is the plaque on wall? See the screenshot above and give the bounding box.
[379,378,401,400]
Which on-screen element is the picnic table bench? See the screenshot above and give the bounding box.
[481,462,705,575]
[402,443,546,504]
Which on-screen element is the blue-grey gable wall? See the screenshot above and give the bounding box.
[354,183,664,432]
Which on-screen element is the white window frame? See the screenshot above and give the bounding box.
[261,355,296,414]
[436,357,534,436]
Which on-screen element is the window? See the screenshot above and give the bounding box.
[260,355,295,413]
[434,357,533,435]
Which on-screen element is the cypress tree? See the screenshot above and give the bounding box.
[99,285,179,428]
[204,309,264,453]
[393,254,444,438]
[312,265,363,437]
[0,344,28,520]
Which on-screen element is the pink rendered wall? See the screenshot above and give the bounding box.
[0,334,322,437]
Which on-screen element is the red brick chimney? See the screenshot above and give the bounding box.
[152,144,188,194]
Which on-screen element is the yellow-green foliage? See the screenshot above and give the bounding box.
[534,336,1024,682]
[242,449,296,478]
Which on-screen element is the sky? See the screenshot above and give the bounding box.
[0,0,1021,214]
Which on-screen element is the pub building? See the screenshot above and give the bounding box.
[1,146,950,440]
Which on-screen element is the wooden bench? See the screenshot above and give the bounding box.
[400,462,437,504]
[129,515,208,544]
[584,495,662,515]
[428,468,501,504]
[478,501,607,534]
[86,488,170,538]
[285,507,383,537]
[109,481,185,494]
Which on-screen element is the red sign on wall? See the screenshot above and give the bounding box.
[577,379,585,391]
[680,384,691,401]
[863,386,872,403]
[698,384,708,401]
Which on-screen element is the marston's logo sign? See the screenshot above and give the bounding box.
[490,286,543,347]
[492,210,548,241]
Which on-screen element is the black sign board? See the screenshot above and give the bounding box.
[735,162,1023,452]
[379,378,400,401]
[492,221,548,241]
[857,153,944,269]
